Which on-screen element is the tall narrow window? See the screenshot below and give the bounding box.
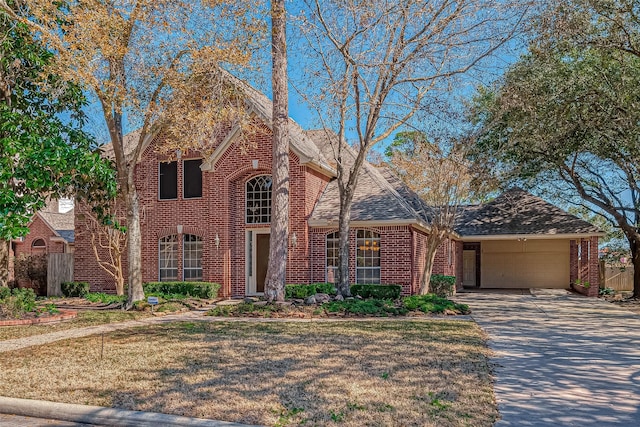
[159,235,178,281]
[183,234,203,281]
[183,159,203,198]
[159,161,177,200]
[356,230,381,284]
[326,232,339,283]
[246,175,272,224]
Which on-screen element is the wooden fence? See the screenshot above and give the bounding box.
[47,253,74,296]
[600,262,634,292]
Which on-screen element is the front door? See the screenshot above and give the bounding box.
[256,233,270,293]
[463,250,477,287]
[247,230,270,295]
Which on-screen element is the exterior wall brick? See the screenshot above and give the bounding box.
[13,215,66,259]
[74,121,332,297]
[310,225,413,295]
[569,237,600,297]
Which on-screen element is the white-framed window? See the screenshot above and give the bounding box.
[326,231,339,283]
[246,175,272,224]
[159,235,178,281]
[183,234,203,281]
[356,230,381,284]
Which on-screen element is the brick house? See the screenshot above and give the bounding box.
[73,75,603,297]
[10,199,75,289]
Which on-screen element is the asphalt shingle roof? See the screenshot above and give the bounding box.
[307,131,425,225]
[454,188,602,236]
[38,209,75,243]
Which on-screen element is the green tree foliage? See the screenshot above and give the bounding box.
[0,4,116,285]
[469,36,640,296]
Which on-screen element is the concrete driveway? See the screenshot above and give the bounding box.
[456,290,640,426]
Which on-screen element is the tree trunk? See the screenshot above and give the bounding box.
[419,236,442,295]
[631,236,640,299]
[125,188,144,306]
[264,0,289,303]
[336,188,355,297]
[0,240,9,287]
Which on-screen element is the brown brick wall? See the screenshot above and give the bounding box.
[74,123,332,297]
[13,215,66,258]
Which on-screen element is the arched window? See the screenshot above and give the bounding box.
[32,238,46,249]
[159,235,178,281]
[246,175,272,224]
[356,230,381,284]
[326,231,339,283]
[183,234,203,281]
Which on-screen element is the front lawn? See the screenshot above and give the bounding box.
[0,320,497,426]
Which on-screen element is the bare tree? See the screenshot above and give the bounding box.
[0,0,261,306]
[264,0,289,302]
[298,0,528,296]
[80,202,127,296]
[387,132,473,294]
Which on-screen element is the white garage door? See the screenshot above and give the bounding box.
[481,239,570,289]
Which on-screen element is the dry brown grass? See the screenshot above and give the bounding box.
[0,311,152,341]
[0,320,496,426]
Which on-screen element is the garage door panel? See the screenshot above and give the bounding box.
[481,240,570,289]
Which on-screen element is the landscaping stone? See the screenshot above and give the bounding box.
[334,294,344,301]
[314,293,331,303]
[304,296,317,305]
[253,301,268,307]
[243,297,257,304]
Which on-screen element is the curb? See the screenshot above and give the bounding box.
[0,396,263,427]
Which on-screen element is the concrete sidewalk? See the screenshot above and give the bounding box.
[457,290,640,426]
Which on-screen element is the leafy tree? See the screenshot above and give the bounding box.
[0,0,260,306]
[469,45,640,297]
[386,131,474,294]
[0,3,115,287]
[297,0,527,296]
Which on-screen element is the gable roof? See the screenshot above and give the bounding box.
[454,188,603,238]
[37,209,75,244]
[100,70,335,177]
[308,131,432,229]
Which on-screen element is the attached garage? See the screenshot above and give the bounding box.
[456,189,604,291]
[481,239,569,289]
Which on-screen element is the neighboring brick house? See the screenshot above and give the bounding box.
[9,199,75,285]
[73,74,603,297]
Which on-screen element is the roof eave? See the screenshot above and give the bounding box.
[460,232,606,241]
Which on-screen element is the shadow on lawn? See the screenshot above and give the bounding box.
[89,321,494,426]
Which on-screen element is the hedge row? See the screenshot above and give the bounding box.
[143,282,221,299]
[285,283,337,299]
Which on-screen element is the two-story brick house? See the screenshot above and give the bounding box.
[73,74,603,297]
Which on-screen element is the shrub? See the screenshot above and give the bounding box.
[285,283,337,299]
[429,275,456,298]
[285,284,316,299]
[0,288,37,318]
[84,292,126,304]
[350,284,402,300]
[61,281,90,298]
[0,286,10,301]
[323,299,407,316]
[143,282,220,299]
[313,283,337,295]
[402,294,469,314]
[14,254,48,295]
